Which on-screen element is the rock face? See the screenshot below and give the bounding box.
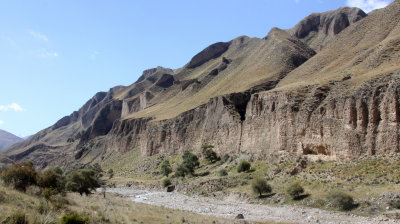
[4,2,400,166]
[287,7,367,51]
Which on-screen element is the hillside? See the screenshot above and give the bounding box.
[3,1,400,168]
[0,129,23,150]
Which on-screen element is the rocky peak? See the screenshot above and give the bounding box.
[287,7,367,51]
[186,42,231,69]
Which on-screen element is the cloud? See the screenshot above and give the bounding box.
[0,120,3,125]
[347,0,392,12]
[295,0,300,3]
[0,103,23,112]
[40,49,58,57]
[28,30,48,42]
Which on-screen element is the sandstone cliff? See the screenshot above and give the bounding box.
[4,2,400,166]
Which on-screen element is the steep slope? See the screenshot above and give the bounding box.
[0,130,23,149]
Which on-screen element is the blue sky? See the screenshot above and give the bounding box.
[0,0,393,137]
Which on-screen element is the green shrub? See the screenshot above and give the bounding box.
[218,169,228,176]
[41,188,57,201]
[161,178,172,188]
[201,144,219,163]
[326,191,355,211]
[107,169,114,179]
[1,162,37,192]
[389,199,400,209]
[160,159,172,177]
[60,212,89,224]
[286,182,305,199]
[8,211,27,224]
[174,151,199,177]
[237,160,251,173]
[251,178,272,197]
[66,169,100,196]
[37,167,65,194]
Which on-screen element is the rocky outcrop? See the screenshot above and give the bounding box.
[187,42,231,68]
[287,7,367,51]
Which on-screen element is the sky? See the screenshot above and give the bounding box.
[0,0,394,137]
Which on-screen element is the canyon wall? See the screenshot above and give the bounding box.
[106,73,400,160]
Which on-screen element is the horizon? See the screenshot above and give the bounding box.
[0,0,393,137]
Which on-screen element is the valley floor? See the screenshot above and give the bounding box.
[106,186,400,224]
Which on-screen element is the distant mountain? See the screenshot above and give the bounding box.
[0,129,23,150]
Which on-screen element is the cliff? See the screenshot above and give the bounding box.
[4,1,400,166]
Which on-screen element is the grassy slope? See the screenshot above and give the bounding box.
[0,182,285,224]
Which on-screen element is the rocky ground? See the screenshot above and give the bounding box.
[105,187,400,224]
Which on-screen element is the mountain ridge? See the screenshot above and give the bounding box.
[4,2,400,168]
[0,129,23,150]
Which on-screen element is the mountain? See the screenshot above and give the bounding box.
[0,129,23,150]
[5,1,400,168]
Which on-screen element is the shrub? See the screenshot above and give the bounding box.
[60,212,89,224]
[1,162,37,192]
[65,169,100,196]
[237,160,251,173]
[160,159,172,177]
[222,154,230,163]
[286,182,305,199]
[174,151,199,177]
[161,178,172,188]
[107,169,114,179]
[8,211,27,224]
[37,167,65,194]
[251,178,272,197]
[389,199,400,209]
[41,188,58,201]
[218,169,228,176]
[201,144,219,163]
[326,191,355,211]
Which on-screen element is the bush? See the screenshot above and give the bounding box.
[41,188,58,201]
[326,191,355,211]
[60,212,89,224]
[37,167,65,194]
[389,199,400,209]
[218,169,228,176]
[66,169,100,196]
[286,182,305,199]
[161,178,172,188]
[1,162,37,192]
[251,178,272,197]
[8,211,27,224]
[160,159,172,177]
[201,144,219,163]
[237,160,251,173]
[174,151,199,177]
[107,169,114,179]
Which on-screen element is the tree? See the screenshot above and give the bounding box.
[251,178,272,197]
[286,182,305,200]
[237,160,251,173]
[160,159,172,177]
[201,144,219,164]
[0,162,37,192]
[65,169,100,196]
[37,167,66,193]
[161,178,172,188]
[175,151,199,177]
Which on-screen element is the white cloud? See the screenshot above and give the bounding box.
[40,49,58,57]
[0,120,3,125]
[347,0,391,12]
[28,30,48,42]
[0,103,23,112]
